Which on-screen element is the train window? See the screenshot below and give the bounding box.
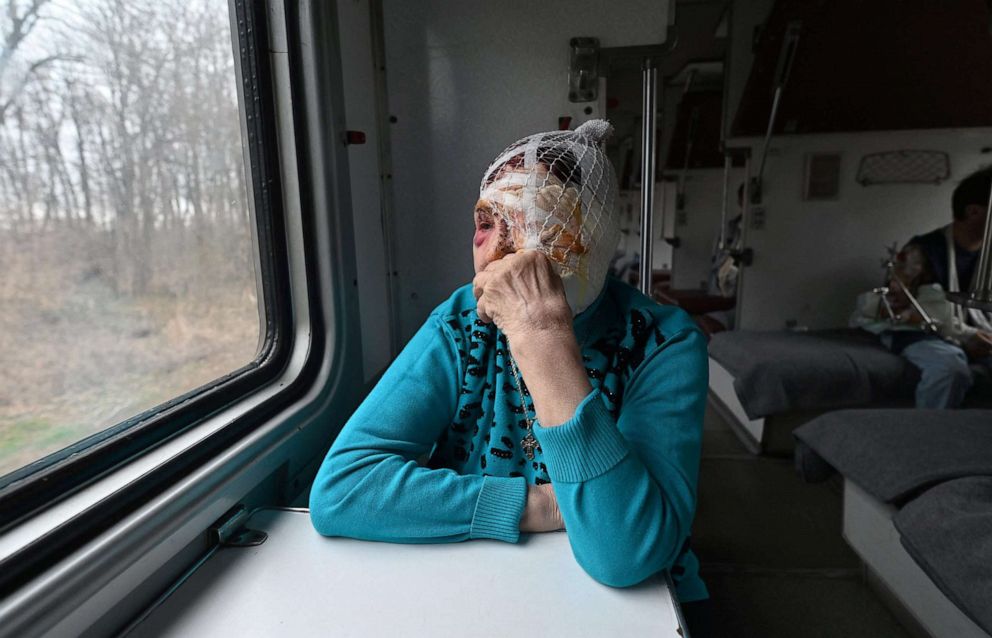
[0,0,292,525]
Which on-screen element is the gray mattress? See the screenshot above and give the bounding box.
[708,329,918,420]
[793,409,992,503]
[895,476,992,635]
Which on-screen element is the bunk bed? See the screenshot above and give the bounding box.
[707,329,992,454]
[794,410,992,638]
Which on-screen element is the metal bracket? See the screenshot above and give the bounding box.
[568,37,600,102]
[211,505,268,548]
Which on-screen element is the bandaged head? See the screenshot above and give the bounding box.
[477,119,620,315]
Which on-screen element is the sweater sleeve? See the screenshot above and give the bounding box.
[309,314,528,544]
[532,326,708,587]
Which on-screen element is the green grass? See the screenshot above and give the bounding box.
[0,417,86,475]
[0,345,256,479]
[0,227,260,481]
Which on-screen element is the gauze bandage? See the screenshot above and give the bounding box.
[479,119,620,315]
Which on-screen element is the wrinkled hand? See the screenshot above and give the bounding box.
[519,483,564,533]
[964,331,992,359]
[472,251,571,344]
[475,250,590,426]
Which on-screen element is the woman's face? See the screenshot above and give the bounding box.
[472,202,513,273]
[472,165,586,274]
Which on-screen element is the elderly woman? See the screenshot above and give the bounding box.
[309,121,709,611]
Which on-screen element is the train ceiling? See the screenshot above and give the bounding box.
[732,0,992,136]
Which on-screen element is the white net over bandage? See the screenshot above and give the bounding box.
[479,119,620,315]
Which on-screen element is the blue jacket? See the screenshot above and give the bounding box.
[310,278,709,600]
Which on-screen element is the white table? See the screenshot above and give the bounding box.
[132,508,686,637]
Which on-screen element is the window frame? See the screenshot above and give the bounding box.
[0,0,313,585]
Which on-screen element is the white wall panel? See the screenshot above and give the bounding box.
[336,0,393,380]
[382,0,670,339]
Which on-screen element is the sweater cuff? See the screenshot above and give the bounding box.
[534,389,629,483]
[470,475,527,543]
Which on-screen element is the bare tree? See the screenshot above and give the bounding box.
[0,0,63,125]
[1,0,251,290]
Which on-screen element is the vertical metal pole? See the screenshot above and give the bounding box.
[639,60,658,296]
[971,185,992,300]
[739,157,752,259]
[734,155,751,329]
[718,153,731,250]
[676,69,698,212]
[948,180,992,311]
[369,0,402,356]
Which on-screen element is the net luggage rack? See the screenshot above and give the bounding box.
[856,150,951,186]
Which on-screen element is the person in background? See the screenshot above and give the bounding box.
[854,167,992,408]
[309,120,712,635]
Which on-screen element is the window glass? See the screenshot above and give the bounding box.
[0,0,259,479]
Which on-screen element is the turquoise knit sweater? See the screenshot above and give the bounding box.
[309,278,709,601]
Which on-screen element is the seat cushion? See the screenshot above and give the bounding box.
[895,476,992,635]
[793,409,992,502]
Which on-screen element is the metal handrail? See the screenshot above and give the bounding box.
[639,60,659,296]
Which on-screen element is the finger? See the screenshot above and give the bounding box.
[543,483,564,531]
[537,253,563,286]
[476,295,493,323]
[518,249,553,276]
[521,248,544,264]
[472,271,490,300]
[521,250,563,293]
[512,248,542,268]
[485,253,514,274]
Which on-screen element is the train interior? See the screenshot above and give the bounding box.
[1,0,991,636]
